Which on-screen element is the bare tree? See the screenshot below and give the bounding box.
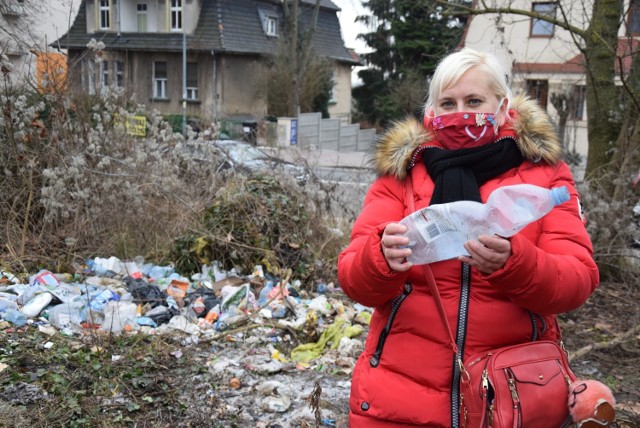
[268,0,332,117]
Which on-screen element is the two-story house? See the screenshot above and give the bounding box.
[54,0,360,124]
[462,0,640,160]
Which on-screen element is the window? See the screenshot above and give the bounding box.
[329,70,337,104]
[99,0,110,30]
[100,60,109,88]
[530,2,556,37]
[170,0,182,32]
[137,3,148,32]
[258,8,279,37]
[186,62,198,100]
[153,61,168,98]
[629,0,640,34]
[83,60,95,95]
[569,85,586,120]
[526,79,549,109]
[115,61,124,88]
[265,16,278,36]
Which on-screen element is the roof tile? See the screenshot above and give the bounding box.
[52,0,356,63]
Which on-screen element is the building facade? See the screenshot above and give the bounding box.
[55,0,360,124]
[463,0,640,159]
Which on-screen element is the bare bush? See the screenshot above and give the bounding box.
[1,55,352,285]
[578,176,640,286]
[0,60,223,271]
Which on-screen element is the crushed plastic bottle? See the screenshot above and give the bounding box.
[2,308,28,327]
[0,297,19,313]
[258,280,274,306]
[401,184,570,265]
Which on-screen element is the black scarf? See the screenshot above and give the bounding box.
[422,138,524,205]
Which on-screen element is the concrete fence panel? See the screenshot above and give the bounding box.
[298,112,321,148]
[357,128,377,152]
[320,118,340,150]
[340,124,359,151]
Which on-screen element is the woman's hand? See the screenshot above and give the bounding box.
[460,235,511,274]
[381,223,413,272]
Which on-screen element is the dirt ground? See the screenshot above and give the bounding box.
[0,282,638,427]
[561,282,640,428]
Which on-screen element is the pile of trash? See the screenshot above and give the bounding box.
[0,256,371,364]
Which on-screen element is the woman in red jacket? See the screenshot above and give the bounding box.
[338,48,598,427]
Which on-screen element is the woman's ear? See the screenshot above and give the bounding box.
[502,97,510,112]
[425,107,435,118]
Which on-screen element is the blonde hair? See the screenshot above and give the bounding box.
[424,48,512,117]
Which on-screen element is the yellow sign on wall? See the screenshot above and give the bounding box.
[126,116,147,136]
[114,114,147,137]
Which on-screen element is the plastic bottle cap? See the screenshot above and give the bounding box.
[550,186,570,206]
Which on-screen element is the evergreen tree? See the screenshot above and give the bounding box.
[353,1,464,128]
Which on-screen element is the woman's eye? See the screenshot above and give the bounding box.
[440,101,454,109]
[468,99,482,106]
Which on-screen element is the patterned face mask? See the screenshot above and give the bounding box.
[430,98,505,150]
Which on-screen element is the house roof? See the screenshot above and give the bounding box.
[513,55,585,75]
[513,39,639,76]
[52,0,358,64]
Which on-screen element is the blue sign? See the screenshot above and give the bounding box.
[290,119,298,145]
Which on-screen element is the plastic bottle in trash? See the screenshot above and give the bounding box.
[258,280,274,306]
[400,184,570,265]
[2,308,27,327]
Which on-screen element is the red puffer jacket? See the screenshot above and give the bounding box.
[338,96,599,427]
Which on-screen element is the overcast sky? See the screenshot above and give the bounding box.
[332,0,371,53]
[331,0,372,85]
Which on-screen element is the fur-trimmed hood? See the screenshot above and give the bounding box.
[371,95,562,179]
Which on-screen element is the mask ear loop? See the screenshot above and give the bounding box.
[492,97,507,134]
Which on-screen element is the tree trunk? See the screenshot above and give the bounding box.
[583,0,623,183]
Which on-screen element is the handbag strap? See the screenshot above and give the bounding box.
[404,178,465,370]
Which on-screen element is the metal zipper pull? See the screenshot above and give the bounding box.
[508,377,519,407]
[507,370,522,428]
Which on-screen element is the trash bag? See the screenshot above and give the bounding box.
[184,288,220,317]
[145,305,179,326]
[125,276,166,308]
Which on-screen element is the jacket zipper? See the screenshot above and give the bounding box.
[529,312,538,341]
[528,312,548,341]
[369,282,413,367]
[451,263,472,427]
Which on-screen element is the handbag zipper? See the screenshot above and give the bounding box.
[506,369,522,428]
[480,364,495,427]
